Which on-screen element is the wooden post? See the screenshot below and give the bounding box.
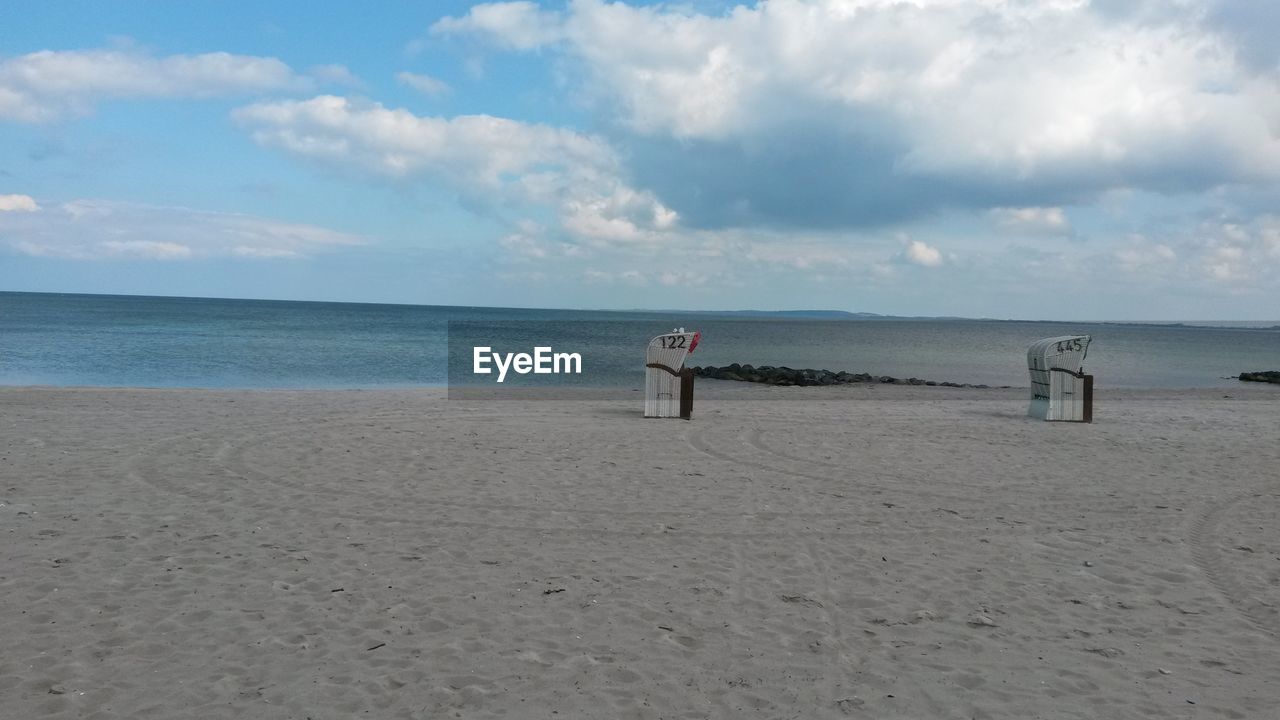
[1082,374,1094,424]
[679,368,694,420]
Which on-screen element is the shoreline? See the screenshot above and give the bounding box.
[2,381,1278,398]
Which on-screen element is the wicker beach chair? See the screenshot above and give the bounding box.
[1027,335,1093,422]
[644,330,700,418]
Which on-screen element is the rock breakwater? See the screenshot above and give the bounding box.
[1239,371,1280,384]
[690,364,994,388]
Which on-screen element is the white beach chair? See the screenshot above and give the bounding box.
[644,330,700,419]
[1027,335,1093,422]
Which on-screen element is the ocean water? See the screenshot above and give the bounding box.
[1,291,1278,389]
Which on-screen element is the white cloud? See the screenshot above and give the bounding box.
[234,95,608,183]
[560,186,679,244]
[397,71,450,96]
[434,0,1280,199]
[499,221,592,261]
[991,207,1071,234]
[233,95,678,244]
[499,222,926,295]
[505,201,1279,315]
[431,2,564,51]
[232,246,304,259]
[1195,216,1280,285]
[904,239,943,267]
[0,194,39,212]
[1204,245,1245,281]
[100,240,194,260]
[583,268,646,286]
[1044,213,1280,293]
[0,199,365,260]
[0,48,308,122]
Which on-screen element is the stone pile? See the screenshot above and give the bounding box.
[1238,371,1280,384]
[689,364,991,388]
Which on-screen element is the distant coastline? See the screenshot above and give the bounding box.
[3,290,1278,329]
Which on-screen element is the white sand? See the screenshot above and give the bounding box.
[2,384,1278,719]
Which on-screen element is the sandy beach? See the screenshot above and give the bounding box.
[2,383,1278,719]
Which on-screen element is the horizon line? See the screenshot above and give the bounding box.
[1,289,1277,327]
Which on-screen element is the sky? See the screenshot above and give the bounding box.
[1,0,1278,320]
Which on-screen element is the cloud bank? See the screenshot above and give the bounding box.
[233,95,678,246]
[434,0,1280,230]
[1,199,365,260]
[0,48,327,122]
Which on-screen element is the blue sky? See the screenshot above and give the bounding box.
[2,1,1278,319]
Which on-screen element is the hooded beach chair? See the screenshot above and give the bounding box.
[644,329,700,418]
[1027,335,1093,422]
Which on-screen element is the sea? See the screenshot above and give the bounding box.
[1,291,1278,390]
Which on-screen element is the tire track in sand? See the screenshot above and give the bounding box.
[1189,489,1280,638]
[125,417,926,541]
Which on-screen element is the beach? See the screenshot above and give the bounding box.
[2,384,1278,719]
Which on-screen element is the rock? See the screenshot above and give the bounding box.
[1239,370,1280,384]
